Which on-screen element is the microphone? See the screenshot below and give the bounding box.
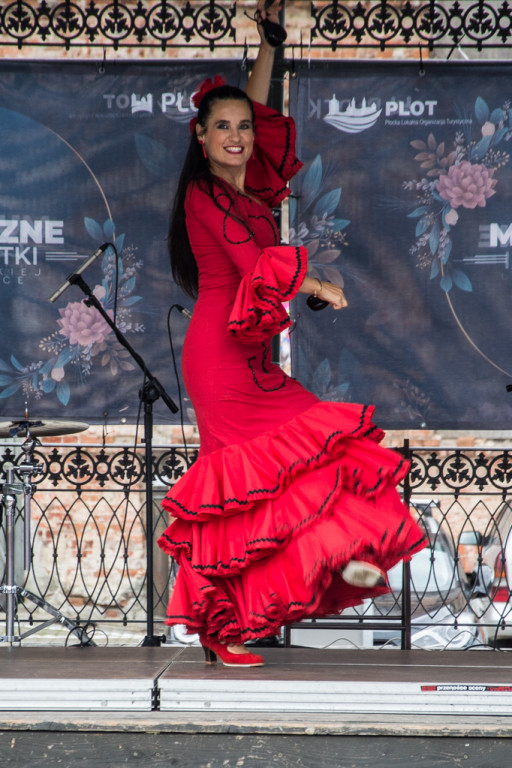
[48,243,111,304]
[176,305,193,320]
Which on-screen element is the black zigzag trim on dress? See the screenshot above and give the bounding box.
[160,467,342,573]
[165,515,426,638]
[228,246,304,330]
[248,342,287,392]
[278,120,292,175]
[227,247,303,336]
[228,303,287,327]
[216,191,254,244]
[165,405,400,517]
[265,245,304,301]
[246,183,273,198]
[248,211,279,245]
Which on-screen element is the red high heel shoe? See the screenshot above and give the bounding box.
[199,634,264,667]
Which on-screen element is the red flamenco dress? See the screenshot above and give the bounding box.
[158,102,426,644]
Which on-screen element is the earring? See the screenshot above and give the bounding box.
[199,140,207,159]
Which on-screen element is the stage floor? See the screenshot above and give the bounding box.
[1,645,512,725]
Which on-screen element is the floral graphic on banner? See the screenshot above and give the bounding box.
[289,154,357,402]
[405,96,511,293]
[289,153,350,288]
[0,219,142,407]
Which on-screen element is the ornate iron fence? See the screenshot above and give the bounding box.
[310,0,512,51]
[1,439,512,649]
[0,1,511,51]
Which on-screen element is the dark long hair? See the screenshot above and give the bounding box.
[169,85,255,299]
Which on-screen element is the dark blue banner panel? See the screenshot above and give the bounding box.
[0,60,242,424]
[290,63,512,430]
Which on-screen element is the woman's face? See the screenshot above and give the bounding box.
[197,99,254,178]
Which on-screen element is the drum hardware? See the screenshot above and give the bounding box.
[0,418,96,646]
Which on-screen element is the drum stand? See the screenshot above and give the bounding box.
[0,434,95,646]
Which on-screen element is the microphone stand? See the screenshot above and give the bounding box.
[68,273,178,647]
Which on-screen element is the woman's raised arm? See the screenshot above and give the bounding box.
[244,0,282,106]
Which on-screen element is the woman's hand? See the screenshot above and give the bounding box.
[299,275,348,310]
[316,281,348,311]
[245,0,283,104]
[255,0,283,45]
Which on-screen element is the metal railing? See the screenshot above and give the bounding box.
[0,1,511,52]
[1,440,511,649]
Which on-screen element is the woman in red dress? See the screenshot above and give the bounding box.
[158,1,426,667]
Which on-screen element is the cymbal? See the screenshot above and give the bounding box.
[0,419,90,438]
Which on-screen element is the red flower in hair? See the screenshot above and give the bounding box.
[189,75,226,134]
[192,75,226,109]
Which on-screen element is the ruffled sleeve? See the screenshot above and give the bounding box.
[245,101,303,208]
[227,244,307,343]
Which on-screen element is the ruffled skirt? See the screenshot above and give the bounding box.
[157,401,426,643]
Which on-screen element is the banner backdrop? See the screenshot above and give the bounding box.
[0,60,243,425]
[3,61,512,430]
[290,63,512,430]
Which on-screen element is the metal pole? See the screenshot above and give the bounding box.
[2,464,21,644]
[401,438,412,651]
[270,1,287,366]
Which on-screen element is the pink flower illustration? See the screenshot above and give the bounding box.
[437,161,497,209]
[57,301,113,347]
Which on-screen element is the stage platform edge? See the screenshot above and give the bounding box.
[2,645,512,722]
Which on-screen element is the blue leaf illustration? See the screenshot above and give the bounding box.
[134,133,179,179]
[10,355,23,372]
[103,219,116,240]
[416,217,429,237]
[312,357,331,397]
[121,276,136,294]
[42,378,56,393]
[114,234,125,254]
[338,347,360,382]
[0,382,21,398]
[440,274,453,292]
[314,188,341,217]
[39,358,56,375]
[452,267,473,292]
[57,381,70,406]
[430,258,440,279]
[475,97,490,125]
[492,126,509,145]
[84,217,104,242]
[429,219,440,255]
[0,358,12,373]
[408,207,428,218]
[303,155,323,209]
[122,296,142,306]
[329,218,350,232]
[472,134,492,161]
[441,237,452,264]
[0,374,12,386]
[55,348,75,368]
[490,107,503,125]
